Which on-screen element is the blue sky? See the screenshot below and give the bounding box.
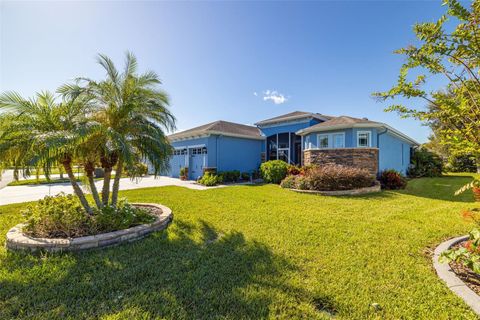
[0,1,455,143]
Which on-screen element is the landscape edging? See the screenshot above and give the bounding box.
[433,235,480,316]
[5,203,173,252]
[288,183,381,196]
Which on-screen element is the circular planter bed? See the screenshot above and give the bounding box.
[5,203,173,252]
[288,182,381,196]
[433,235,480,316]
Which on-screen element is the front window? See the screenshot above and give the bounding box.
[357,131,371,147]
[318,134,329,148]
[305,136,311,150]
[333,133,345,148]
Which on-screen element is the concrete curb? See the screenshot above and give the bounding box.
[288,183,381,196]
[433,235,480,316]
[5,203,173,253]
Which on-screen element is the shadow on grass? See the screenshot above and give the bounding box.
[0,220,335,319]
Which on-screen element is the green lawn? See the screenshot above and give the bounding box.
[0,175,479,319]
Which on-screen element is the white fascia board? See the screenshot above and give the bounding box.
[208,131,266,140]
[170,132,265,142]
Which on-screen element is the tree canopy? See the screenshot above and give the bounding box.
[374,0,480,158]
[0,52,176,213]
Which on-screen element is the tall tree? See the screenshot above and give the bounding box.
[60,52,176,207]
[374,0,480,170]
[0,91,96,213]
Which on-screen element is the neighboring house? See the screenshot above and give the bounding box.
[166,111,419,180]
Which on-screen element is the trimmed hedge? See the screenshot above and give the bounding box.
[280,165,375,191]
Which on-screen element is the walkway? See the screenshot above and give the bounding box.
[0,175,219,206]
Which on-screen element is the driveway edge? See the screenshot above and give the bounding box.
[433,235,480,315]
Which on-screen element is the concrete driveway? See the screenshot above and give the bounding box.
[0,170,15,190]
[0,175,218,206]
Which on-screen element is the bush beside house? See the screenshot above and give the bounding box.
[260,160,289,184]
[408,147,443,178]
[378,169,407,190]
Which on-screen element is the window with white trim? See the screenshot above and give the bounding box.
[305,136,311,150]
[318,134,329,148]
[357,131,371,147]
[173,148,187,155]
[333,133,345,148]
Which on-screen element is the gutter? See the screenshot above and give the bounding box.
[296,123,419,146]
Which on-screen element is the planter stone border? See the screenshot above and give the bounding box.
[5,203,173,252]
[433,235,480,316]
[288,183,381,196]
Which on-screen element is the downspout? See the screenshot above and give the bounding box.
[216,135,219,172]
[377,127,388,176]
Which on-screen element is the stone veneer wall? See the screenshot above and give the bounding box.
[303,148,379,176]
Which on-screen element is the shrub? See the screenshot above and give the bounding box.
[304,165,375,191]
[218,170,241,183]
[280,165,375,191]
[260,160,289,184]
[446,153,477,173]
[299,164,318,176]
[287,165,301,176]
[241,172,250,181]
[22,193,91,238]
[378,169,407,190]
[22,194,155,238]
[295,176,310,190]
[441,228,480,274]
[93,199,155,233]
[180,167,188,179]
[198,172,221,186]
[408,147,443,178]
[280,175,297,189]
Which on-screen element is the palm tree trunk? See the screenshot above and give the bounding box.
[62,159,93,215]
[84,162,103,209]
[101,167,112,205]
[111,157,124,207]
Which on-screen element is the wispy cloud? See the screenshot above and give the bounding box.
[261,90,288,105]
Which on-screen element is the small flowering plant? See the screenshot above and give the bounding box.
[441,227,480,274]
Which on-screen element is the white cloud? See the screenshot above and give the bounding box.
[262,90,288,104]
[253,92,258,96]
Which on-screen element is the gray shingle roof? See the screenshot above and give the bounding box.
[296,116,380,134]
[296,116,419,145]
[254,111,332,126]
[169,120,263,141]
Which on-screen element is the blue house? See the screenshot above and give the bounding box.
[166,111,419,180]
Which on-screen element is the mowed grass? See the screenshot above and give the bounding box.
[0,175,479,319]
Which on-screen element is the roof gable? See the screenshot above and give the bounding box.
[255,110,332,126]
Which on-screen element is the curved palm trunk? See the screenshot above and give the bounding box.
[84,162,103,209]
[101,167,112,205]
[62,158,92,215]
[111,157,124,207]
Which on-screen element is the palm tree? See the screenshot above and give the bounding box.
[0,91,96,213]
[60,52,176,207]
